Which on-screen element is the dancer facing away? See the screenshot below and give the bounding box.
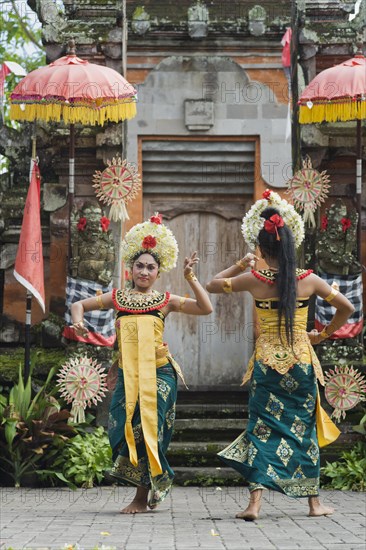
[206,191,354,521]
[72,213,212,513]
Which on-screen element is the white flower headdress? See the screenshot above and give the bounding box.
[241,189,305,250]
[121,213,178,272]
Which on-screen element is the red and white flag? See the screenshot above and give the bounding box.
[0,61,26,119]
[281,28,292,68]
[14,161,45,312]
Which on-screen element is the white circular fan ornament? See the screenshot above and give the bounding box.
[324,365,366,423]
[58,355,108,424]
[93,157,141,222]
[286,156,330,227]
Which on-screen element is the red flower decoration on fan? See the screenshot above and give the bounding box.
[321,215,328,231]
[150,213,163,225]
[142,235,157,249]
[100,216,110,232]
[77,217,87,231]
[262,189,272,200]
[341,217,351,232]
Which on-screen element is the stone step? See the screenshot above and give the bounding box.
[167,440,230,467]
[173,418,246,442]
[175,403,248,419]
[172,466,244,486]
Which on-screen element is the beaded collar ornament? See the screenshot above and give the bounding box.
[241,189,305,250]
[112,288,170,313]
[121,212,178,272]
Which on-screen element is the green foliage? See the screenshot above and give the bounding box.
[353,412,366,435]
[0,366,75,487]
[0,1,45,87]
[0,0,45,71]
[0,1,46,172]
[40,426,112,489]
[321,441,366,491]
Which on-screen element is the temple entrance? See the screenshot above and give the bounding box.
[142,137,255,389]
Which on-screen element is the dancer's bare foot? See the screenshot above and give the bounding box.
[235,504,261,521]
[236,489,262,521]
[308,496,334,517]
[120,487,150,514]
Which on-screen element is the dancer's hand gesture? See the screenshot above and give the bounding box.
[184,251,199,277]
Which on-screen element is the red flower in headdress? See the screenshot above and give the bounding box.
[150,213,163,225]
[341,217,351,232]
[100,216,110,232]
[321,215,328,231]
[77,217,87,231]
[142,235,157,249]
[262,189,272,200]
[264,214,284,241]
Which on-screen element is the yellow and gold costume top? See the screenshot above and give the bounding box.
[242,269,324,386]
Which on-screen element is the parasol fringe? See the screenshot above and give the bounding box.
[299,101,366,124]
[10,102,137,126]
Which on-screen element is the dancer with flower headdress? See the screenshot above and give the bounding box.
[206,190,354,520]
[71,213,212,513]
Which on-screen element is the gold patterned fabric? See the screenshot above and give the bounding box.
[218,292,321,498]
[109,364,177,507]
[108,289,184,507]
[242,299,324,385]
[219,359,320,498]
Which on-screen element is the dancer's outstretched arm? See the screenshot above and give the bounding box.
[206,252,259,294]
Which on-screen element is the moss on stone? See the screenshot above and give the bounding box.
[0,347,66,384]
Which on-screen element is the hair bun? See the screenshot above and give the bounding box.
[260,207,281,220]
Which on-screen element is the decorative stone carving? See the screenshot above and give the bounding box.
[70,201,115,285]
[184,99,214,131]
[187,1,209,39]
[131,6,151,36]
[248,5,267,37]
[316,199,360,275]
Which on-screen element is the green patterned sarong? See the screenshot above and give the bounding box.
[219,360,320,497]
[108,363,177,507]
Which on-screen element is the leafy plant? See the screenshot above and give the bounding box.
[321,441,366,491]
[0,366,75,487]
[353,411,366,435]
[40,426,112,489]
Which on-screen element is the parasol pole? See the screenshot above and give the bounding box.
[290,0,301,173]
[120,0,128,289]
[67,39,76,274]
[68,123,75,273]
[355,43,364,262]
[356,119,362,262]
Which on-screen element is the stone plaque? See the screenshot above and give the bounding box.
[184,99,214,131]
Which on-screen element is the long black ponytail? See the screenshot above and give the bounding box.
[258,207,297,346]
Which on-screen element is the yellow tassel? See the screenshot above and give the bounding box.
[299,101,366,124]
[10,100,136,125]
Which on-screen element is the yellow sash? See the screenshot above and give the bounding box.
[118,315,162,477]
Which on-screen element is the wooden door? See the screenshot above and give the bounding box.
[144,197,254,390]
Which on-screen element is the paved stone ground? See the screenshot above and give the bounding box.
[0,486,365,550]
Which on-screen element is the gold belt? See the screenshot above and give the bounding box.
[242,330,324,385]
